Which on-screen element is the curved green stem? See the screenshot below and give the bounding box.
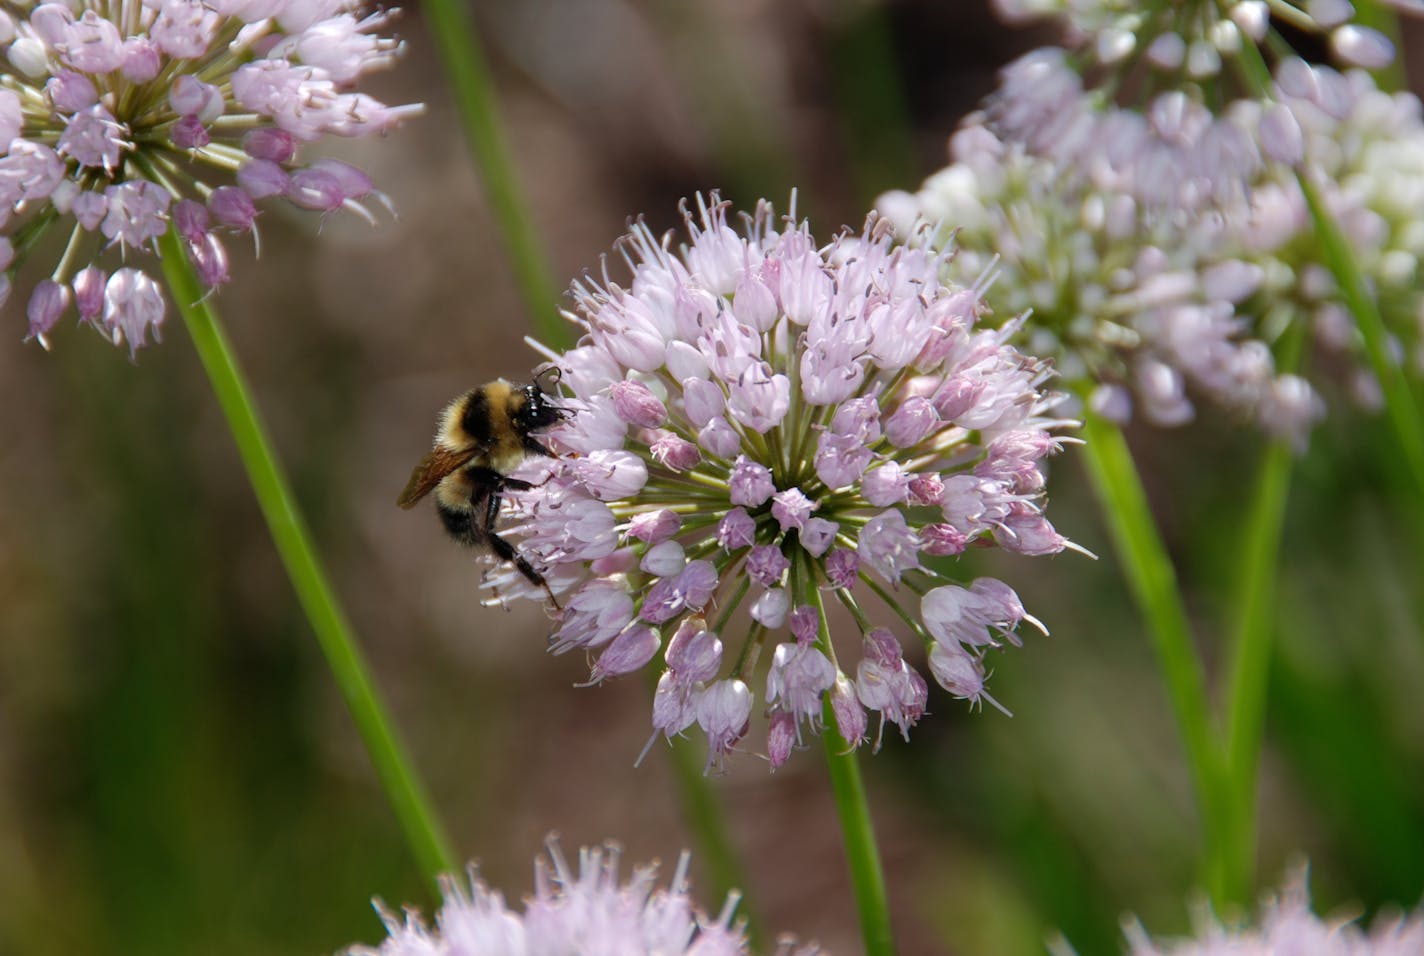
[1236,34,1424,504]
[158,229,458,894]
[1219,436,1294,905]
[422,0,567,349]
[810,582,895,956]
[1351,0,1406,92]
[1298,173,1424,504]
[1078,411,1229,905]
[1217,317,1307,905]
[821,716,896,956]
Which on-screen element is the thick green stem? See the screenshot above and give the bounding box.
[810,584,895,956]
[1217,318,1307,905]
[1078,411,1229,904]
[1297,173,1424,503]
[1219,437,1294,905]
[422,0,567,349]
[158,229,458,893]
[1238,27,1424,507]
[821,719,896,956]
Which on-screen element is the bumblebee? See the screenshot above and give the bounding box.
[398,368,566,608]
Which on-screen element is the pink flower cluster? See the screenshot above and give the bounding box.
[350,840,819,956]
[1124,869,1424,956]
[991,0,1397,81]
[880,48,1424,439]
[0,0,420,354]
[490,196,1075,770]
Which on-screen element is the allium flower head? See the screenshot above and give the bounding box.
[992,0,1399,83]
[348,840,821,956]
[1121,868,1424,955]
[0,0,420,354]
[880,50,1424,440]
[1233,59,1424,412]
[878,118,1321,439]
[979,0,1420,221]
[490,195,1076,769]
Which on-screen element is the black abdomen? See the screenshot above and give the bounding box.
[438,503,484,547]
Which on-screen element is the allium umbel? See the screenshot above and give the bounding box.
[492,196,1077,769]
[0,0,419,353]
[991,0,1398,80]
[1121,868,1424,956]
[879,52,1424,439]
[348,840,820,956]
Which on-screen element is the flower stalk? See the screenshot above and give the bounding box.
[158,228,457,892]
[821,727,896,956]
[1219,435,1294,905]
[1297,172,1424,504]
[814,586,895,956]
[422,0,566,348]
[1077,409,1229,904]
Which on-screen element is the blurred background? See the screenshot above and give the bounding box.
[2,1,1422,953]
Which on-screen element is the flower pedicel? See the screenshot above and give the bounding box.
[0,0,420,354]
[487,194,1080,770]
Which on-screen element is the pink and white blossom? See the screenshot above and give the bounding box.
[1,0,420,354]
[886,0,1424,439]
[487,195,1074,768]
[1121,868,1424,956]
[346,839,822,956]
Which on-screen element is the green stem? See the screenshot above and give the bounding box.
[810,582,895,956]
[422,0,567,349]
[821,717,896,956]
[1351,0,1406,92]
[1077,410,1228,904]
[1218,318,1308,906]
[158,229,458,893]
[1219,436,1294,905]
[1297,172,1424,503]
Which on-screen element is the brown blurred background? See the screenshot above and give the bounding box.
[2,2,1422,954]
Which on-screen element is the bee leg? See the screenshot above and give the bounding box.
[485,530,561,611]
[466,468,541,497]
[478,477,561,610]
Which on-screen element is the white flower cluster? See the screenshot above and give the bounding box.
[487,196,1076,769]
[880,50,1424,438]
[1124,870,1424,955]
[347,841,821,956]
[0,0,418,353]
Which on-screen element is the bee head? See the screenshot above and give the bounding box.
[514,366,566,438]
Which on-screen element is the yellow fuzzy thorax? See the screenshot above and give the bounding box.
[436,379,530,473]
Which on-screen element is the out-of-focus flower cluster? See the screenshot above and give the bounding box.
[489,195,1076,771]
[0,0,419,355]
[992,0,1398,80]
[878,43,1424,440]
[1122,870,1424,955]
[347,841,821,956]
[879,113,1315,435]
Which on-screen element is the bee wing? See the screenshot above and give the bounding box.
[397,446,481,509]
